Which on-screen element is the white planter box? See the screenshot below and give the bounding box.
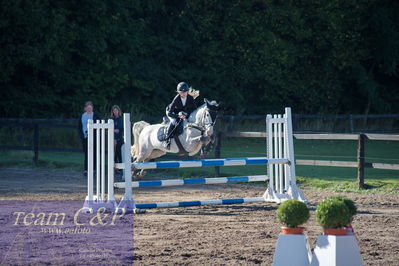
[273,234,311,266]
[311,234,363,266]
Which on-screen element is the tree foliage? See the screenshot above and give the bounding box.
[1,0,398,118]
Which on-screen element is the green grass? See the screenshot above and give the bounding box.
[1,138,398,193]
[297,176,399,194]
[0,150,83,171]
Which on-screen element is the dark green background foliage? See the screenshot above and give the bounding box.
[1,0,398,118]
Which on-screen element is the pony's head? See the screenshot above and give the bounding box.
[196,98,219,136]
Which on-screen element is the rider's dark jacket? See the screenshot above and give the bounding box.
[166,94,197,119]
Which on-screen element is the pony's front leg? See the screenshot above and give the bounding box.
[132,141,158,179]
[187,135,208,157]
[137,169,146,179]
[132,165,147,180]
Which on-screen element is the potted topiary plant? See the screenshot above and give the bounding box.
[315,198,351,235]
[311,198,364,265]
[273,200,312,265]
[327,195,357,234]
[276,199,310,234]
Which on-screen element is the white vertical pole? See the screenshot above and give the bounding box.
[107,119,115,201]
[285,108,297,187]
[283,119,289,191]
[267,115,274,192]
[273,115,279,193]
[96,121,100,200]
[278,114,283,194]
[101,120,106,201]
[116,113,135,213]
[123,113,132,200]
[87,120,94,201]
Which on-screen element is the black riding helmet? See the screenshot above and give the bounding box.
[176,82,189,92]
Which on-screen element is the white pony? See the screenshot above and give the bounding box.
[131,99,219,174]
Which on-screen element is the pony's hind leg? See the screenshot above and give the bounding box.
[133,149,166,179]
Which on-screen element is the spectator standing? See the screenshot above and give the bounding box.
[78,101,100,176]
[111,105,124,165]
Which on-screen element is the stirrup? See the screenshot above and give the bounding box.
[163,139,171,148]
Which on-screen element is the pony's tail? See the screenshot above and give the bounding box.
[131,121,150,159]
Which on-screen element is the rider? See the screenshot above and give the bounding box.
[164,82,197,148]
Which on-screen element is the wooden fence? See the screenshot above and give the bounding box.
[218,131,399,189]
[0,118,80,165]
[1,117,399,189]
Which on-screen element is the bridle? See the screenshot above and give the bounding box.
[185,107,218,134]
[202,107,218,128]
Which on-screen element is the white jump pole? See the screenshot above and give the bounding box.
[107,119,115,202]
[101,120,106,201]
[87,120,94,202]
[273,115,279,193]
[116,113,135,213]
[266,114,274,194]
[96,120,100,199]
[285,107,305,202]
[277,114,283,194]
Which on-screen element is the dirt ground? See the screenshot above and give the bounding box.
[0,168,398,265]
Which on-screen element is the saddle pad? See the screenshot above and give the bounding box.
[157,126,168,142]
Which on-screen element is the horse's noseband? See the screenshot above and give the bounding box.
[185,108,217,135]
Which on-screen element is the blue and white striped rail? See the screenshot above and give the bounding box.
[126,157,289,170]
[136,197,266,209]
[114,175,268,188]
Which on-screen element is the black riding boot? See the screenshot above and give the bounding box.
[163,123,175,148]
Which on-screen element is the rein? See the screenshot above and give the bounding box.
[185,123,206,134]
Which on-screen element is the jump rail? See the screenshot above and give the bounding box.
[114,175,268,188]
[116,157,288,170]
[136,197,266,209]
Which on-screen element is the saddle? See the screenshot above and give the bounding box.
[157,120,184,142]
[157,120,188,156]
